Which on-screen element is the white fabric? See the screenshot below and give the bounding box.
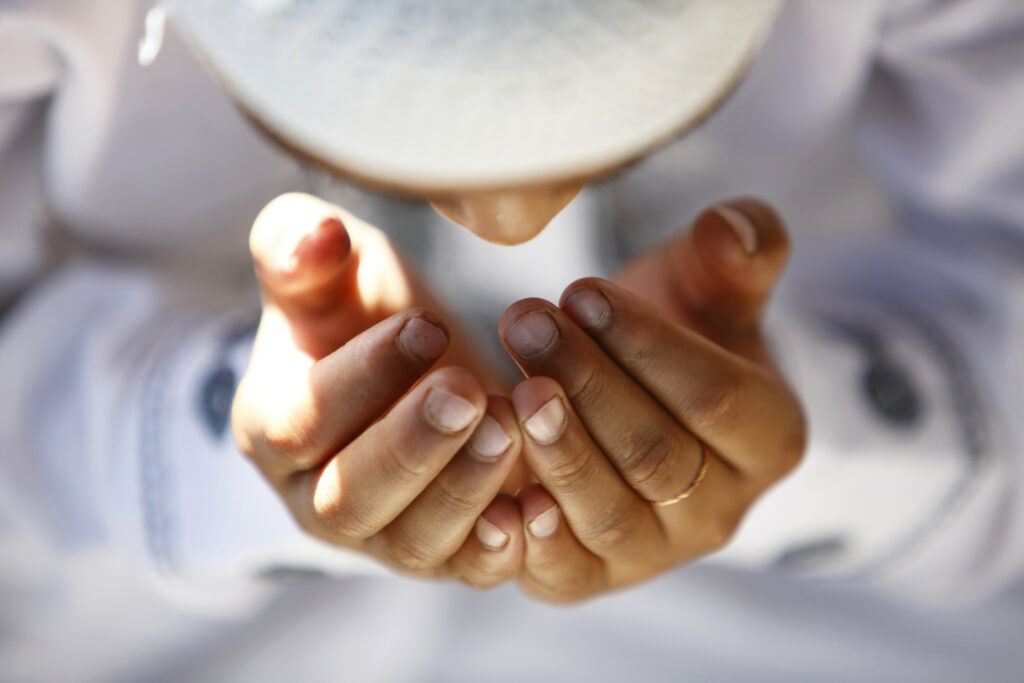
[2,0,1024,681]
[163,0,782,191]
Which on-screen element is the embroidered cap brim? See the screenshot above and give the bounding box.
[166,0,782,194]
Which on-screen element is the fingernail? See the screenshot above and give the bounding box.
[527,506,560,539]
[715,205,758,256]
[468,415,512,461]
[276,216,344,274]
[276,216,320,273]
[522,396,566,444]
[398,318,448,364]
[564,289,610,329]
[506,311,558,359]
[275,231,302,273]
[424,387,480,433]
[475,516,509,551]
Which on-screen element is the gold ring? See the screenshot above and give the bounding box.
[650,440,710,507]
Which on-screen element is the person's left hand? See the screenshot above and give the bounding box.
[233,193,526,588]
[498,199,806,603]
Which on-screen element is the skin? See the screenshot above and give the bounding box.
[428,183,583,245]
[232,190,806,600]
[233,194,526,586]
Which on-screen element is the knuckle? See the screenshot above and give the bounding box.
[542,444,599,496]
[563,364,602,414]
[258,423,326,471]
[460,565,513,592]
[433,477,487,520]
[253,387,324,468]
[580,504,638,551]
[777,407,808,477]
[621,432,679,493]
[383,534,444,572]
[311,483,377,540]
[317,507,375,541]
[525,563,603,604]
[619,336,659,375]
[531,574,591,605]
[525,551,566,578]
[382,441,435,484]
[466,578,502,591]
[701,508,744,553]
[685,375,742,433]
[460,575,496,591]
[260,417,310,460]
[453,553,515,591]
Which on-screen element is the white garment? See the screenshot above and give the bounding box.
[1,1,1023,681]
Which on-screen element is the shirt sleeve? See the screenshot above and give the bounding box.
[0,7,63,308]
[716,0,1024,608]
[1,264,388,608]
[0,3,385,617]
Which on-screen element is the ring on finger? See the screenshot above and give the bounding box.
[647,440,709,507]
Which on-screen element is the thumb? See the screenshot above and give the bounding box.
[668,198,791,338]
[249,192,379,359]
[615,198,790,365]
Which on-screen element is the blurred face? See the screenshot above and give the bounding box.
[174,1,776,248]
[428,182,583,245]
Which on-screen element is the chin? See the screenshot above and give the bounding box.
[429,182,582,247]
[467,218,550,245]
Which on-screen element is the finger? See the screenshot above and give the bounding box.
[511,377,663,562]
[650,450,754,558]
[519,444,751,583]
[560,279,805,478]
[613,199,789,362]
[375,396,522,573]
[249,192,414,358]
[500,300,708,504]
[672,199,790,329]
[250,193,361,358]
[448,495,525,590]
[290,366,487,543]
[250,193,352,307]
[235,308,449,476]
[516,484,606,604]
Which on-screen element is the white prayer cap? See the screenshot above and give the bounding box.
[166,0,782,194]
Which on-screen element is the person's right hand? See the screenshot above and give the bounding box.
[231,193,525,587]
[497,200,805,603]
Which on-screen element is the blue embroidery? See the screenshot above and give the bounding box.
[199,365,236,437]
[195,318,256,440]
[862,356,921,427]
[775,536,848,570]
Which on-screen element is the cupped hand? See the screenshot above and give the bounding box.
[232,193,524,587]
[499,200,806,603]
